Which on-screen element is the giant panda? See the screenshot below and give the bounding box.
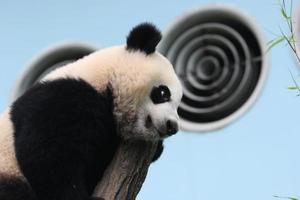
[0,23,183,200]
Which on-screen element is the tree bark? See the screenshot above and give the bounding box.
[93,140,158,200]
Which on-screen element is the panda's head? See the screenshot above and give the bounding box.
[112,23,182,141]
[43,23,183,141]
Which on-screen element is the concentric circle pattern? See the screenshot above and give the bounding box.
[12,43,96,100]
[159,6,267,131]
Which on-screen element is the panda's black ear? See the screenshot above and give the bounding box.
[126,23,162,55]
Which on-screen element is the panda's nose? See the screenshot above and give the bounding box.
[166,120,178,136]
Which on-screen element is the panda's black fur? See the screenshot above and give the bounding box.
[11,78,118,200]
[0,23,165,200]
[0,175,36,200]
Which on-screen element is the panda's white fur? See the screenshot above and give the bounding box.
[43,45,182,140]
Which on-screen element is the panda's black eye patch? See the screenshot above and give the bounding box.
[150,85,171,104]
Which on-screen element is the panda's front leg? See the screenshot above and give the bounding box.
[152,140,164,162]
[10,78,119,200]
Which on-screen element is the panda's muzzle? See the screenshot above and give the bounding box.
[165,119,178,136]
[145,115,179,137]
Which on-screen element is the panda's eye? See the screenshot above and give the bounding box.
[150,85,171,104]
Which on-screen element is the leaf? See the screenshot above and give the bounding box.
[281,6,291,19]
[267,38,276,45]
[288,86,300,90]
[267,36,285,52]
[289,69,300,92]
[274,195,299,200]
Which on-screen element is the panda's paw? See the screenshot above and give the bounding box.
[152,140,164,162]
[90,197,105,200]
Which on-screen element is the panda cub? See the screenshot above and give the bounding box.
[0,23,183,200]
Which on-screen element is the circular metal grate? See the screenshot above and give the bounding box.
[159,5,269,132]
[11,43,97,101]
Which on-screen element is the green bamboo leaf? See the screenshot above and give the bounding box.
[274,195,298,200]
[267,36,285,52]
[267,38,276,45]
[288,86,300,90]
[289,69,300,92]
[281,7,291,19]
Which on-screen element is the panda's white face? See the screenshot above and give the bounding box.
[110,50,183,141]
[137,83,182,140]
[115,23,183,141]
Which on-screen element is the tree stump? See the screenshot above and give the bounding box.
[93,140,158,200]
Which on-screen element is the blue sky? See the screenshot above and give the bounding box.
[0,0,299,200]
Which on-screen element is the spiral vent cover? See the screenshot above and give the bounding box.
[12,43,96,100]
[159,5,269,132]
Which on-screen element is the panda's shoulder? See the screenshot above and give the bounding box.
[11,78,115,129]
[16,78,111,104]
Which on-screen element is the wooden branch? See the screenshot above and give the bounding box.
[93,140,158,200]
